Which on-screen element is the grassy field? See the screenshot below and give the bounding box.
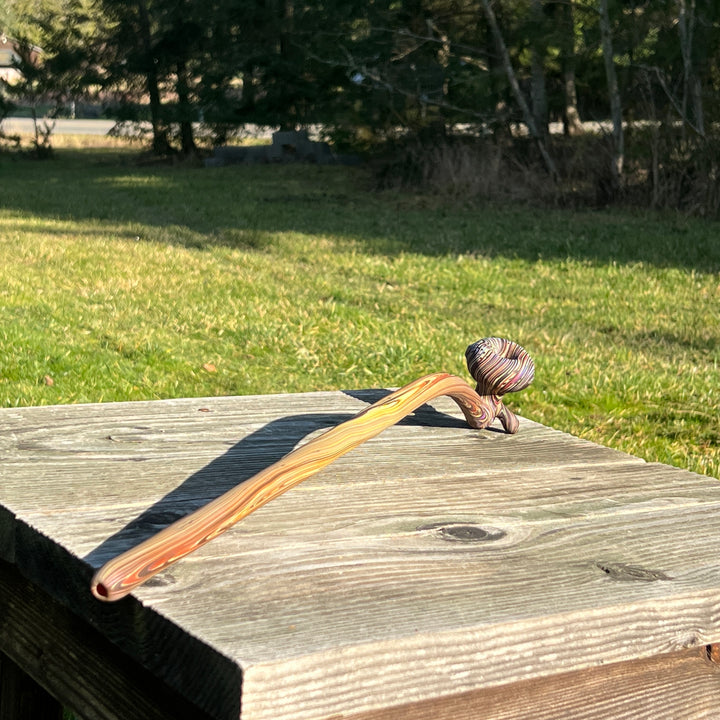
[1,136,719,479]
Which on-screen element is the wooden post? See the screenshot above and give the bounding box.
[0,653,63,720]
[3,390,720,719]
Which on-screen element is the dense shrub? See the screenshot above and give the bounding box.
[370,128,720,217]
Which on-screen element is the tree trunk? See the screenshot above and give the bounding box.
[278,0,296,131]
[529,0,548,139]
[598,0,623,191]
[677,0,704,137]
[176,59,196,155]
[689,74,704,137]
[135,0,171,155]
[242,70,256,109]
[480,0,558,179]
[560,0,582,136]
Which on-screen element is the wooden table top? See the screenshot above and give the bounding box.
[2,390,720,720]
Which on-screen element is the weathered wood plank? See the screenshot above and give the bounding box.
[0,393,644,557]
[0,559,217,720]
[341,649,720,720]
[2,390,720,720]
[0,532,242,720]
[0,651,63,720]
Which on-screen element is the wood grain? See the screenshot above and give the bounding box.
[0,558,217,720]
[2,390,720,719]
[342,649,720,720]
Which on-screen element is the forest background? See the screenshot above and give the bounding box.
[2,0,720,213]
[1,1,719,481]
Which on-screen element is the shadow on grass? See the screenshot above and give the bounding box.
[84,390,468,571]
[5,154,720,273]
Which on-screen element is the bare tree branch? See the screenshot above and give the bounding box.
[479,0,558,179]
[598,0,623,188]
[637,63,705,138]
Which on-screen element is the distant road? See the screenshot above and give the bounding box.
[2,117,118,135]
[3,116,615,138]
[1,117,275,138]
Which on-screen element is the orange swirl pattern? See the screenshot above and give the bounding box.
[92,341,534,601]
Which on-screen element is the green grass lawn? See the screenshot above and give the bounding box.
[1,141,718,479]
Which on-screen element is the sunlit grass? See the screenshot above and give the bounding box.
[1,143,718,479]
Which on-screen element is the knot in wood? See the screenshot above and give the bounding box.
[417,522,507,543]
